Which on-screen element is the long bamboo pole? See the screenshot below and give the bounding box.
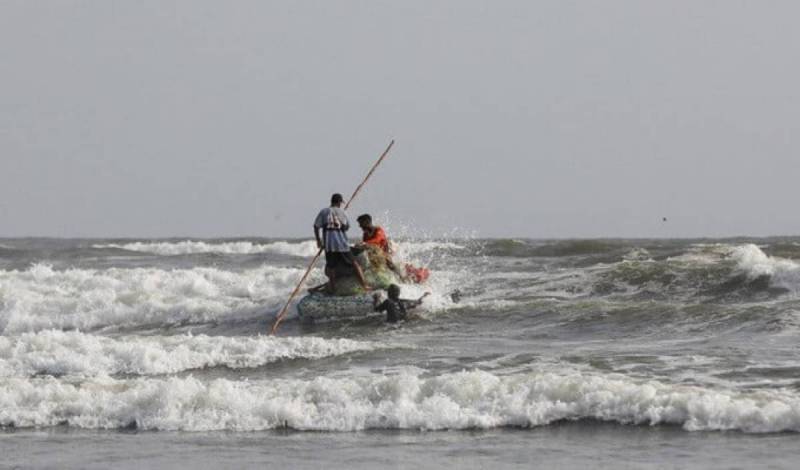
[270,140,395,334]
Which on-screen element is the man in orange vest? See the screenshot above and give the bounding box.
[356,213,402,277]
[356,214,429,283]
[357,214,391,255]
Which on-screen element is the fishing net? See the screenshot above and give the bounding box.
[330,244,400,296]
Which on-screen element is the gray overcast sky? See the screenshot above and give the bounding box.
[2,1,799,238]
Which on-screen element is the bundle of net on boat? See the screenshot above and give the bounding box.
[329,244,401,296]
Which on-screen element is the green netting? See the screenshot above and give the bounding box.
[330,245,400,296]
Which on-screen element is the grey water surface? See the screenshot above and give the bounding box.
[1,237,799,468]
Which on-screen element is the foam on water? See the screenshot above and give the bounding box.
[95,240,467,259]
[393,241,466,258]
[4,236,800,444]
[730,244,800,291]
[0,264,318,333]
[0,238,476,333]
[579,243,800,302]
[0,331,392,377]
[1,369,798,433]
[95,240,318,257]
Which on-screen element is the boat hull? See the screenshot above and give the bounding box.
[297,293,377,321]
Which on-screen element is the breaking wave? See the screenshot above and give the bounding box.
[730,244,800,292]
[588,244,800,300]
[1,369,798,433]
[393,241,466,257]
[94,240,318,257]
[94,239,469,263]
[0,331,392,377]
[0,264,313,333]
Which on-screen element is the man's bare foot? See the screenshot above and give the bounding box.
[308,283,328,294]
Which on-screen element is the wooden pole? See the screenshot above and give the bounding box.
[270,140,395,334]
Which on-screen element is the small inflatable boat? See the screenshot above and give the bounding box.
[296,244,429,321]
[297,292,378,322]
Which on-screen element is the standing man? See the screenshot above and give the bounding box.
[314,193,370,293]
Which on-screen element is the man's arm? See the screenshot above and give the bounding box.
[314,226,324,250]
[339,210,350,232]
[313,210,325,250]
[373,294,387,312]
[401,292,431,310]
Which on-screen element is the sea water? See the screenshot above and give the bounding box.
[1,237,799,468]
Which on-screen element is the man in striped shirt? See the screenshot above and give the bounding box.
[313,193,370,293]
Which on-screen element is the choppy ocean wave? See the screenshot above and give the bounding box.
[2,237,800,437]
[1,369,798,433]
[0,331,393,377]
[0,264,311,333]
[2,243,797,335]
[93,239,468,259]
[482,239,624,258]
[584,244,800,301]
[94,240,319,257]
[730,244,800,291]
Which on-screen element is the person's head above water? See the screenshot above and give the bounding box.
[387,284,401,300]
[357,214,373,230]
[330,193,344,207]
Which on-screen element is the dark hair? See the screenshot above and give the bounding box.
[331,193,344,205]
[387,284,401,298]
[357,214,372,224]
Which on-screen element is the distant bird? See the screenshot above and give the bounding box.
[662,217,668,222]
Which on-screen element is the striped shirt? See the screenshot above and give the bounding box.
[314,207,351,252]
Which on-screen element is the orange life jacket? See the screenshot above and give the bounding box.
[363,226,390,254]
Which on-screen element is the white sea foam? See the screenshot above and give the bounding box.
[667,245,730,265]
[96,239,467,259]
[94,240,319,257]
[393,241,466,258]
[1,369,799,433]
[623,248,652,261]
[0,264,319,333]
[730,244,800,291]
[0,331,391,377]
[94,239,470,263]
[0,244,473,333]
